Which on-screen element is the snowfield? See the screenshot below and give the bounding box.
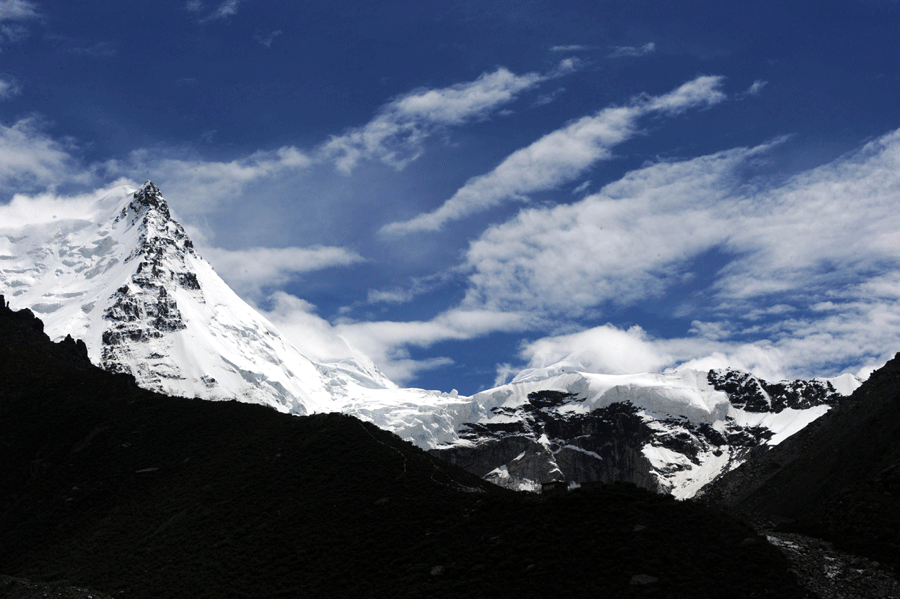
[0,182,863,498]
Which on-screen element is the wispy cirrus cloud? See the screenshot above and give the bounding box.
[254,29,281,48]
[550,44,594,53]
[381,75,726,236]
[99,145,312,216]
[366,271,455,306]
[202,245,364,300]
[456,127,900,381]
[203,0,241,21]
[331,308,534,384]
[68,41,116,57]
[607,42,656,58]
[460,141,764,316]
[0,0,40,21]
[320,62,575,174]
[0,74,21,100]
[0,117,84,191]
[254,291,534,384]
[0,0,40,44]
[742,80,768,97]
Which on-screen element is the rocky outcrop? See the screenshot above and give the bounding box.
[699,353,900,571]
[708,368,841,413]
[100,182,202,381]
[0,294,92,371]
[431,374,846,496]
[433,392,696,493]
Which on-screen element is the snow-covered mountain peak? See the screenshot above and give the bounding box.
[0,181,869,501]
[429,366,858,497]
[0,182,396,414]
[115,180,177,226]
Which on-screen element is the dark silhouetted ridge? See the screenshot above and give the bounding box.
[701,353,900,570]
[0,298,805,599]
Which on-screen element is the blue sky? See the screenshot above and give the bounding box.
[2,0,900,393]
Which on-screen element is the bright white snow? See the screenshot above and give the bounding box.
[0,181,864,499]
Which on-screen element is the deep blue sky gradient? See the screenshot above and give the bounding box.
[2,1,900,392]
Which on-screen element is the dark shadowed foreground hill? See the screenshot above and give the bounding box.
[700,352,900,571]
[0,297,805,599]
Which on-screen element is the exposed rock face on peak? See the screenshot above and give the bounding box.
[0,299,809,599]
[429,369,853,497]
[0,181,866,500]
[100,183,202,382]
[0,183,397,415]
[708,368,841,413]
[699,353,900,572]
[117,181,173,224]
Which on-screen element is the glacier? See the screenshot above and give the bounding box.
[0,181,863,498]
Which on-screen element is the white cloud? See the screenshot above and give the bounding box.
[643,75,726,114]
[457,127,900,381]
[0,23,27,42]
[744,80,768,96]
[254,291,375,366]
[514,308,893,384]
[517,324,681,378]
[714,128,900,303]
[0,0,40,21]
[390,70,543,124]
[0,178,138,229]
[367,288,416,305]
[254,29,281,48]
[202,245,363,300]
[493,362,517,387]
[100,145,311,216]
[0,117,83,190]
[331,308,534,384]
[0,74,21,99]
[0,1,39,44]
[550,44,593,52]
[185,1,203,12]
[607,42,656,58]
[203,0,241,21]
[457,141,765,317]
[571,180,591,195]
[381,75,726,235]
[365,271,456,306]
[320,65,555,174]
[256,291,531,384]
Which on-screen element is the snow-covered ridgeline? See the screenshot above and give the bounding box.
[0,181,864,498]
[0,182,394,415]
[419,368,860,497]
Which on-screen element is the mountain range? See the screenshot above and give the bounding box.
[0,182,864,497]
[0,297,807,598]
[3,181,900,597]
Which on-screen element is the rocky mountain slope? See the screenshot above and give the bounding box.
[699,351,900,572]
[430,368,857,498]
[0,300,806,599]
[0,182,394,414]
[0,182,862,498]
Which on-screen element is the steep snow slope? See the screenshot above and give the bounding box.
[428,368,861,497]
[0,181,863,498]
[0,182,395,414]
